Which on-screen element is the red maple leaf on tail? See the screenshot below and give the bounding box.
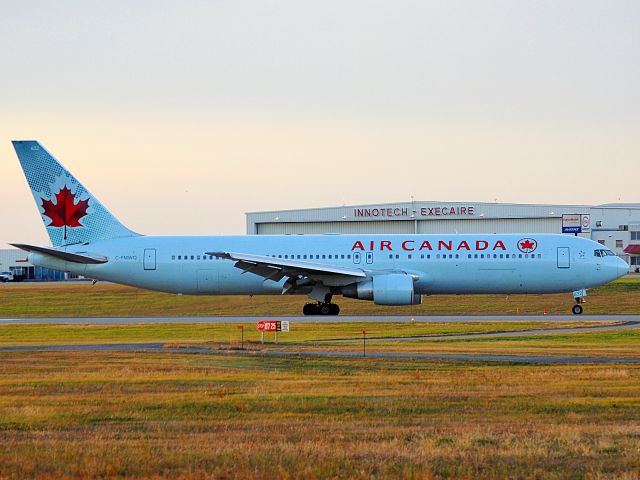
[41,186,90,240]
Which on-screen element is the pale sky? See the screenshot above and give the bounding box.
[1,1,638,247]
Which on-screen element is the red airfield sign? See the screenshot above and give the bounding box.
[257,321,287,332]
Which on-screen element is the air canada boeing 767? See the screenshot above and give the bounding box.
[11,140,628,315]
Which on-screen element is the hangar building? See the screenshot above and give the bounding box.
[0,248,69,281]
[246,201,640,271]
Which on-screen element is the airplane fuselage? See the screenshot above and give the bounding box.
[30,233,626,296]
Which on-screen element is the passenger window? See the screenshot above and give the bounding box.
[480,254,484,258]
[197,256,200,260]
[177,255,181,260]
[328,255,332,259]
[341,255,345,259]
[395,254,400,259]
[389,254,393,259]
[190,256,194,260]
[347,254,351,259]
[408,254,412,259]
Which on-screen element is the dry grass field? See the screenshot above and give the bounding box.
[1,279,640,478]
[0,277,639,317]
[1,351,640,479]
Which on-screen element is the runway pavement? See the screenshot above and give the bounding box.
[0,342,639,364]
[2,314,640,324]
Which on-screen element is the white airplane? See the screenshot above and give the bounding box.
[11,140,628,315]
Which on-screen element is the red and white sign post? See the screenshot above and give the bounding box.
[257,320,289,344]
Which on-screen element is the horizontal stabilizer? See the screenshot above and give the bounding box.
[10,243,108,264]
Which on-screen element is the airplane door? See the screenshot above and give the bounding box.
[143,248,156,270]
[366,252,374,264]
[353,252,361,264]
[557,247,570,269]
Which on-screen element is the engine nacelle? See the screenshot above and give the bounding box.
[342,274,421,306]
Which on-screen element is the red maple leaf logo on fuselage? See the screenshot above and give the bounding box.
[41,186,90,240]
[517,238,538,253]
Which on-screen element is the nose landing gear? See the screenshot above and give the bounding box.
[572,289,587,315]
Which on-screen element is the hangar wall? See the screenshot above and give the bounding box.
[257,218,561,235]
[247,201,640,270]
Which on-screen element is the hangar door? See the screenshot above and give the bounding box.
[557,247,570,268]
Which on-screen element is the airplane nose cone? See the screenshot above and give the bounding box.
[617,257,628,277]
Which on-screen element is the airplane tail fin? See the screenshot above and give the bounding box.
[12,140,139,247]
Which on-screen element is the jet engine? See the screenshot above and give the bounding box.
[342,273,421,305]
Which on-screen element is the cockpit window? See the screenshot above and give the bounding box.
[594,249,616,257]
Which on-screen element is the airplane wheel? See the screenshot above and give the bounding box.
[572,304,583,315]
[329,304,340,316]
[319,303,332,315]
[303,303,318,316]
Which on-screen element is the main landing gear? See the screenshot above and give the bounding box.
[303,293,340,316]
[303,302,340,315]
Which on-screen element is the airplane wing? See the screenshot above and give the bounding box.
[205,251,366,287]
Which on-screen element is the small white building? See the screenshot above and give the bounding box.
[247,201,640,271]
